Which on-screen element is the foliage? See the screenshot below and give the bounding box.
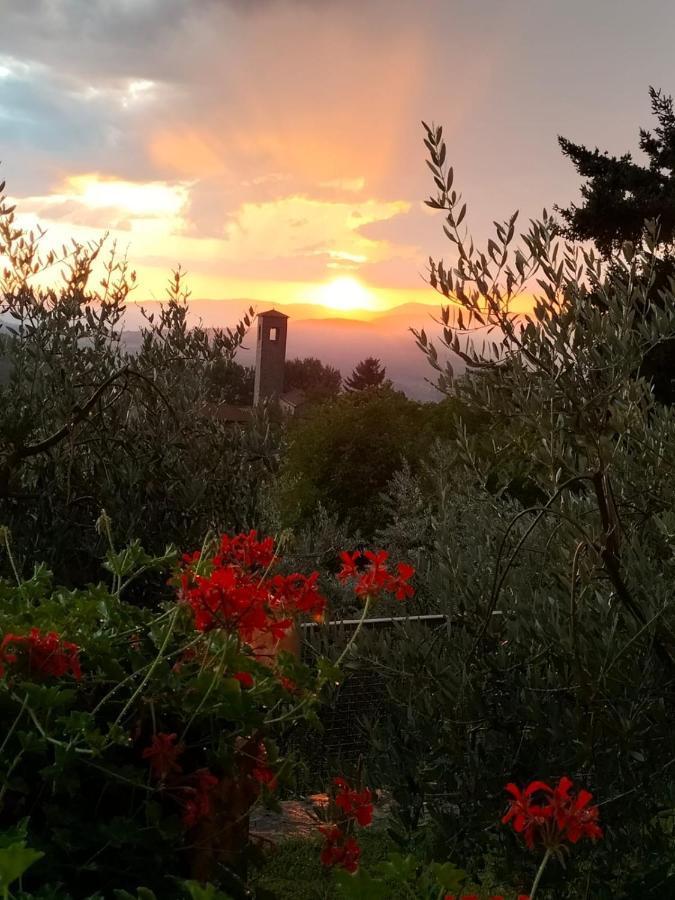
[338,123,675,898]
[332,855,466,900]
[343,357,386,392]
[0,182,277,583]
[276,388,463,535]
[205,358,255,406]
[249,831,393,900]
[0,527,417,897]
[0,530,334,898]
[284,357,342,403]
[0,820,43,900]
[556,86,675,255]
[555,87,675,403]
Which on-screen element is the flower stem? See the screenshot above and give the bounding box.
[109,606,179,733]
[529,848,552,899]
[335,596,372,670]
[1,527,23,593]
[266,597,372,727]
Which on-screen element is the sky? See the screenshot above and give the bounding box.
[2,0,675,318]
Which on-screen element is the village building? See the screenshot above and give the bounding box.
[206,307,308,423]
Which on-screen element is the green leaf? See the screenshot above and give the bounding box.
[374,852,419,881]
[429,861,467,891]
[333,868,389,900]
[0,821,29,850]
[0,842,44,890]
[317,657,344,686]
[183,880,234,899]
[114,891,158,900]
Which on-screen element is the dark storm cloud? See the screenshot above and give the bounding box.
[0,1,189,81]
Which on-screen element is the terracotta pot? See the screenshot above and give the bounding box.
[248,620,301,667]
[188,773,257,883]
[187,625,300,882]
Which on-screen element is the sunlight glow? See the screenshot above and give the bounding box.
[314,276,377,312]
[64,175,188,217]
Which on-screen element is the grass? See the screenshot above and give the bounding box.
[249,830,396,899]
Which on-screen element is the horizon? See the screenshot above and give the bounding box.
[3,1,675,321]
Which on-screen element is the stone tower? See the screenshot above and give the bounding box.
[254,308,289,405]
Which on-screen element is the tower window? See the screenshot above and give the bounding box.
[269,327,278,341]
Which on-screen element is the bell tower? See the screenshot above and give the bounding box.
[254,308,289,405]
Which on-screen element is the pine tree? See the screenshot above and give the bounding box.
[557,86,675,256]
[557,87,675,403]
[344,357,386,392]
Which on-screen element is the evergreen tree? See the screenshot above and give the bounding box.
[557,86,675,256]
[344,356,387,391]
[557,87,675,404]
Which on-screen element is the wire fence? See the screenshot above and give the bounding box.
[283,615,448,778]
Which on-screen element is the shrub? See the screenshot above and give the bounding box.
[0,529,327,897]
[0,185,277,584]
[277,388,469,535]
[341,125,675,897]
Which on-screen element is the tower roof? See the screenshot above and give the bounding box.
[257,308,289,318]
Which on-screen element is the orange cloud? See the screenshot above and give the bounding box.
[149,129,227,178]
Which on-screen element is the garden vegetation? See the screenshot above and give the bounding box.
[1,106,675,897]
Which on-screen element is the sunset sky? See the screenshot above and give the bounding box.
[2,0,675,318]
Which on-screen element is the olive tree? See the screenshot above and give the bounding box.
[0,178,276,584]
[354,125,675,898]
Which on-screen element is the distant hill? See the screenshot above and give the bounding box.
[121,301,462,401]
[2,297,465,400]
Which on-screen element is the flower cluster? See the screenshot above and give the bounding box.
[318,825,362,873]
[333,776,373,826]
[248,739,278,791]
[318,776,374,873]
[180,768,220,828]
[502,777,602,851]
[141,731,278,828]
[177,531,326,641]
[141,731,220,828]
[338,549,414,601]
[0,628,82,680]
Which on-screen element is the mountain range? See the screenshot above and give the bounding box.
[0,298,467,400]
[122,299,462,401]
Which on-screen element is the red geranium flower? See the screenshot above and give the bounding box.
[333,777,373,827]
[176,533,326,642]
[317,774,374,874]
[142,732,184,780]
[337,551,361,581]
[318,825,361,873]
[278,674,298,693]
[502,781,554,848]
[215,530,276,570]
[503,777,602,852]
[245,739,278,792]
[180,768,219,828]
[252,763,277,790]
[337,549,415,602]
[563,787,603,843]
[0,629,82,680]
[233,671,254,689]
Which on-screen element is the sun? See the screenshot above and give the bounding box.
[316,276,376,313]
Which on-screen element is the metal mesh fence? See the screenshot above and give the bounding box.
[284,615,447,778]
